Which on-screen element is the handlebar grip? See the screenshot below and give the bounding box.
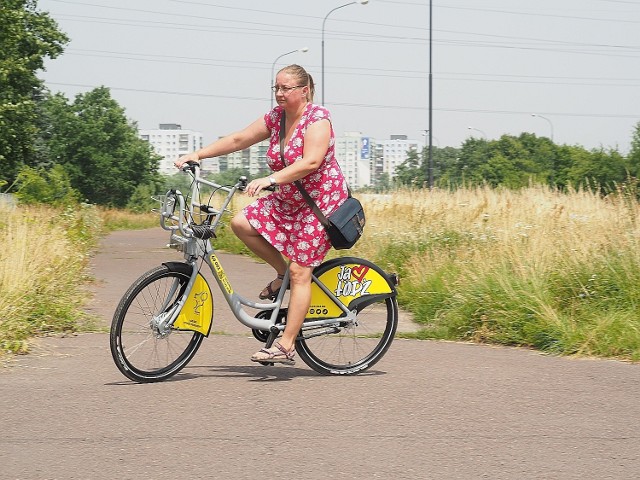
[181,161,200,173]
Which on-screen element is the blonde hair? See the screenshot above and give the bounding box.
[278,64,315,102]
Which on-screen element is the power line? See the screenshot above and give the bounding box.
[53,13,640,58]
[438,4,640,24]
[63,48,640,87]
[48,0,640,34]
[45,81,640,119]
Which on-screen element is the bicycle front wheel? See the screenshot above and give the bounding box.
[110,265,204,383]
[296,258,399,375]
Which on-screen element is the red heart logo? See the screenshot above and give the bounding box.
[351,265,370,283]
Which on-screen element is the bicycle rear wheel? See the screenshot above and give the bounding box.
[296,258,399,375]
[110,265,204,383]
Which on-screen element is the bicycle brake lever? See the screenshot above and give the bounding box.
[181,161,199,173]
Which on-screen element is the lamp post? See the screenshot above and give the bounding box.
[321,0,368,106]
[531,113,556,187]
[422,129,440,146]
[531,113,554,142]
[427,0,433,189]
[271,47,309,109]
[467,126,487,139]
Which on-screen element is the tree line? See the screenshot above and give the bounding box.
[390,129,640,193]
[3,1,640,209]
[1,1,161,209]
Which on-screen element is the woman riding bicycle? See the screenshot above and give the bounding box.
[175,64,349,365]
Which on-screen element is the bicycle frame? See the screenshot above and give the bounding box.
[158,164,357,337]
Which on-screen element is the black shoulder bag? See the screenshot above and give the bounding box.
[278,112,365,250]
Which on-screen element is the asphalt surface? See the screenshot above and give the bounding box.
[1,228,639,479]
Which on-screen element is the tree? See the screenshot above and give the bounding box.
[429,146,461,188]
[0,0,68,185]
[567,147,627,193]
[394,148,423,187]
[13,164,80,206]
[627,121,640,179]
[454,138,490,186]
[43,87,161,207]
[208,167,252,187]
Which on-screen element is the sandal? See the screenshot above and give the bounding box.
[251,342,296,365]
[258,274,286,300]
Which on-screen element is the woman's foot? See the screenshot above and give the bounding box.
[259,274,285,300]
[251,342,296,365]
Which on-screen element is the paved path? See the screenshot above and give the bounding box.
[1,229,639,479]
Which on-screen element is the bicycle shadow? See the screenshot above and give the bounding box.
[106,363,386,385]
[181,362,386,382]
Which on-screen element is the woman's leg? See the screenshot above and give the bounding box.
[251,261,312,362]
[276,261,312,351]
[230,212,287,276]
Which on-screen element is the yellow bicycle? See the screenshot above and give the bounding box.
[110,163,399,382]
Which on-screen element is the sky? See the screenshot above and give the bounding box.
[38,0,640,153]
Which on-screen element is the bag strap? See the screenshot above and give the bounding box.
[279,112,331,228]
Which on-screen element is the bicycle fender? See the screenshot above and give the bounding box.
[308,257,397,319]
[162,261,193,276]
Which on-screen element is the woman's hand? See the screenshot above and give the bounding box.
[246,177,273,197]
[174,152,200,169]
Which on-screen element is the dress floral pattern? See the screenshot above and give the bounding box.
[243,103,349,267]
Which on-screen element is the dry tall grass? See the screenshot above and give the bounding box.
[0,204,101,355]
[353,186,640,359]
[357,185,640,266]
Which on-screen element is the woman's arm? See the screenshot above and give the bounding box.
[175,117,270,168]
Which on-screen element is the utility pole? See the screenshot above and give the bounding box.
[428,0,433,189]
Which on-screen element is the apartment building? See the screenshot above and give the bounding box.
[140,123,421,186]
[333,132,372,189]
[377,135,422,180]
[217,139,270,177]
[139,124,203,175]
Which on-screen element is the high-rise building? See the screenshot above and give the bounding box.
[334,132,372,189]
[376,135,421,180]
[218,140,270,176]
[140,122,422,186]
[333,133,422,188]
[139,124,203,175]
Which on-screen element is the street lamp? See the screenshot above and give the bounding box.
[531,113,554,142]
[271,47,309,109]
[321,0,369,106]
[531,113,556,186]
[422,129,440,146]
[467,126,487,139]
[427,0,433,189]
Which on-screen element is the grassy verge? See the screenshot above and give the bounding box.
[99,207,158,231]
[352,186,640,361]
[192,186,640,361]
[0,204,164,358]
[0,204,102,356]
[4,185,639,362]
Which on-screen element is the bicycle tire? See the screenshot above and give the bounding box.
[296,258,398,375]
[110,265,204,383]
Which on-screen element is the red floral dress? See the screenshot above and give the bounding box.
[243,103,349,267]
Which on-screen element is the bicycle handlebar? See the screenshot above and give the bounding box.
[160,162,248,239]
